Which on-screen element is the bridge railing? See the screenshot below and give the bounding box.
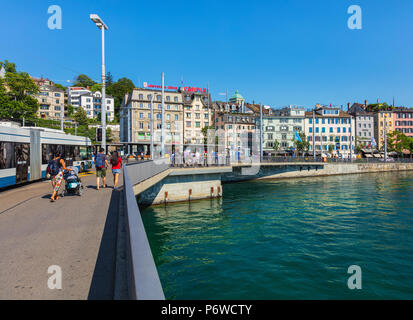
[123,160,169,300]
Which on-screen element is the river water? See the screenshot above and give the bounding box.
[140,171,413,299]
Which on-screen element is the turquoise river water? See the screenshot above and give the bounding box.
[140,171,413,299]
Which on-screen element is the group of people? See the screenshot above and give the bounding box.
[47,148,122,202]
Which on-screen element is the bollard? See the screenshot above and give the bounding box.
[218,186,221,196]
[189,189,192,201]
[165,191,168,204]
[211,187,214,197]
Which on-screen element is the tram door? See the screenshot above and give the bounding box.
[15,143,30,184]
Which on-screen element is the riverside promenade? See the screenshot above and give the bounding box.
[0,172,123,300]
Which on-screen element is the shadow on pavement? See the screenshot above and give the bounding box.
[87,188,120,300]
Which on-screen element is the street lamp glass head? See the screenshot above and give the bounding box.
[90,14,108,30]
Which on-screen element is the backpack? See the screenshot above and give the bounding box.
[111,156,119,166]
[47,159,60,176]
[95,154,105,169]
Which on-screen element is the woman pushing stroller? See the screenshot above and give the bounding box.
[47,153,73,202]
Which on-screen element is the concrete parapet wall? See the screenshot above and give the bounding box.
[138,173,223,205]
[252,162,413,180]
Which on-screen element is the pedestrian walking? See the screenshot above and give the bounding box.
[95,148,109,190]
[110,151,122,189]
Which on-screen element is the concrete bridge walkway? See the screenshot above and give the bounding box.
[0,171,123,300]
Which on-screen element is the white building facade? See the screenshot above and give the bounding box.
[304,106,355,158]
[67,87,114,122]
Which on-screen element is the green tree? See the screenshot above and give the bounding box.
[106,72,114,87]
[201,125,215,144]
[90,83,102,92]
[67,105,75,117]
[54,83,67,92]
[387,131,410,154]
[106,77,135,120]
[74,107,89,125]
[5,71,39,101]
[0,64,39,120]
[273,139,280,151]
[0,60,17,73]
[73,74,96,88]
[293,131,310,154]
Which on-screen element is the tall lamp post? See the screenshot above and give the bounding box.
[90,14,108,152]
[312,109,316,159]
[161,72,165,158]
[384,113,388,162]
[150,94,155,160]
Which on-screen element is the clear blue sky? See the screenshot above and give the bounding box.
[1,0,412,108]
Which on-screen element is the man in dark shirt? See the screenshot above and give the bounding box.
[95,148,109,190]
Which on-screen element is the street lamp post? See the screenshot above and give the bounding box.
[260,103,263,162]
[312,110,316,159]
[350,115,353,161]
[384,113,388,161]
[161,72,165,158]
[150,94,154,160]
[90,14,108,152]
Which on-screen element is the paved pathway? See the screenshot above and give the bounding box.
[0,171,123,300]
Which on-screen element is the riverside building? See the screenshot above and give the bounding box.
[213,101,257,159]
[393,108,413,137]
[262,106,305,155]
[304,105,355,157]
[120,86,213,156]
[373,110,394,150]
[348,101,375,148]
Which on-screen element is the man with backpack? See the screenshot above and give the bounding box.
[95,148,109,190]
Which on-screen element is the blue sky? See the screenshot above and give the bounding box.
[1,0,412,108]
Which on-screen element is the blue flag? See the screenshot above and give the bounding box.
[294,130,302,142]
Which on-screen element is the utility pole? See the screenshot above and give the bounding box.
[161,72,165,157]
[127,106,131,154]
[60,105,64,131]
[150,93,154,160]
[349,115,353,161]
[312,109,316,159]
[384,113,388,162]
[260,103,263,162]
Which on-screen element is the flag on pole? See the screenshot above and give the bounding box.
[294,130,302,142]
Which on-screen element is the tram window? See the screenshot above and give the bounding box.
[0,142,16,169]
[73,146,81,161]
[15,143,30,165]
[64,145,75,166]
[80,146,90,160]
[42,144,56,164]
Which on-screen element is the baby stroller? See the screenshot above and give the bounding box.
[61,166,83,196]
